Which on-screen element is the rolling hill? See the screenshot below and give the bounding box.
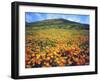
[26,19,89,30]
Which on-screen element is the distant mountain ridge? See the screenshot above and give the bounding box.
[26,18,89,30]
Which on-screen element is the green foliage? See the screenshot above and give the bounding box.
[26,19,89,30]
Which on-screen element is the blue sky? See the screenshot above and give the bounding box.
[25,12,89,24]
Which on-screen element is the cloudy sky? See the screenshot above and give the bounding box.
[25,12,89,24]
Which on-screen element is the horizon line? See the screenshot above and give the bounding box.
[25,18,89,25]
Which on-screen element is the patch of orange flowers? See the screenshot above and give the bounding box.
[25,29,89,68]
[25,39,89,68]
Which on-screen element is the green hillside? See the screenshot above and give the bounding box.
[26,19,89,30]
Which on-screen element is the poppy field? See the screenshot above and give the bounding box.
[25,26,89,68]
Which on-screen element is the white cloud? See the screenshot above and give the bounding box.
[67,17,81,22]
[45,14,60,19]
[35,13,44,21]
